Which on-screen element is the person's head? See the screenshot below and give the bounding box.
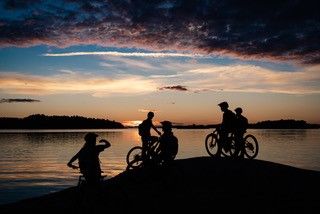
[147,111,154,119]
[161,120,172,133]
[218,101,229,112]
[84,132,98,147]
[234,107,243,115]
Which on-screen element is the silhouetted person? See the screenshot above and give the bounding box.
[217,101,236,156]
[67,132,111,186]
[138,111,161,162]
[234,107,248,158]
[156,121,178,165]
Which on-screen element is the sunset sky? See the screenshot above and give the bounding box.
[0,0,319,125]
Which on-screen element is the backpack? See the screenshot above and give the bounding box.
[138,121,145,136]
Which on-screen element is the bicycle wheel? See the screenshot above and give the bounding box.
[221,137,236,157]
[126,146,143,169]
[205,133,219,156]
[244,135,259,159]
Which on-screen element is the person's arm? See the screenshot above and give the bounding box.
[96,139,111,152]
[67,152,80,169]
[152,124,161,135]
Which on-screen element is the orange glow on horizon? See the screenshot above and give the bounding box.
[122,120,142,127]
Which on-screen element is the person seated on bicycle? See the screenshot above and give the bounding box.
[67,132,111,186]
[138,111,161,162]
[156,121,178,165]
[217,101,236,156]
[234,107,248,158]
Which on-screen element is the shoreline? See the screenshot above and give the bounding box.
[1,157,319,213]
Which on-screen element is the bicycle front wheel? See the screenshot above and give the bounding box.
[126,146,143,169]
[244,135,259,159]
[205,133,219,157]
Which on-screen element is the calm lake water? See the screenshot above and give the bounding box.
[0,128,319,205]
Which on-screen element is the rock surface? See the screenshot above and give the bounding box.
[1,157,319,213]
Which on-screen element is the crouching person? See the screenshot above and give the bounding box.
[156,121,178,166]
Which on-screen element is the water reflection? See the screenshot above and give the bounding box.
[0,129,319,205]
[258,129,307,143]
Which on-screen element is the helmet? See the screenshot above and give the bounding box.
[147,111,154,118]
[84,132,98,141]
[161,120,172,128]
[218,101,229,108]
[235,107,243,113]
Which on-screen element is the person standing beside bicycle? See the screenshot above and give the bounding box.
[67,132,111,186]
[217,101,236,157]
[234,107,248,158]
[138,111,161,162]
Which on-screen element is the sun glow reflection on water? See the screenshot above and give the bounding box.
[0,128,319,205]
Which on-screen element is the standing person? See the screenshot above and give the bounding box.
[156,121,178,165]
[138,111,161,162]
[234,107,248,158]
[67,132,111,186]
[217,101,236,157]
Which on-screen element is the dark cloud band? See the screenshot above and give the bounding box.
[0,0,319,64]
[0,98,40,103]
[159,85,188,91]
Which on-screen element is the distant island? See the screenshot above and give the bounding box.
[0,114,124,129]
[174,119,320,129]
[0,116,318,129]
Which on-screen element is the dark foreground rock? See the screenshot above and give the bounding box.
[1,157,319,213]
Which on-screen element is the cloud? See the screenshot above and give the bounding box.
[159,85,188,91]
[138,109,159,113]
[43,51,202,58]
[0,72,158,96]
[58,69,77,74]
[100,56,158,71]
[1,62,319,96]
[0,0,319,64]
[183,64,320,94]
[3,0,41,10]
[0,98,40,103]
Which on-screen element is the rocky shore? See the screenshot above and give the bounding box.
[1,157,319,213]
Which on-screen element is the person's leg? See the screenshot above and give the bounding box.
[141,136,148,162]
[85,173,100,187]
[234,132,242,158]
[239,133,245,158]
[217,130,226,157]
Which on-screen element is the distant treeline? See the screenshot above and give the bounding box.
[175,119,320,129]
[248,119,319,129]
[0,114,124,129]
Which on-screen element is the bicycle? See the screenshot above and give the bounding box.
[126,138,161,169]
[68,165,107,187]
[205,129,259,159]
[205,128,236,157]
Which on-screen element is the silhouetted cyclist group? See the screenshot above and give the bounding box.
[216,101,248,157]
[137,112,178,166]
[67,101,250,186]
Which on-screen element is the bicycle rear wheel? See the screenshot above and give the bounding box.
[244,135,259,159]
[221,138,236,157]
[205,133,219,157]
[126,146,143,169]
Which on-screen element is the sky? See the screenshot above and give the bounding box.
[0,0,320,125]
